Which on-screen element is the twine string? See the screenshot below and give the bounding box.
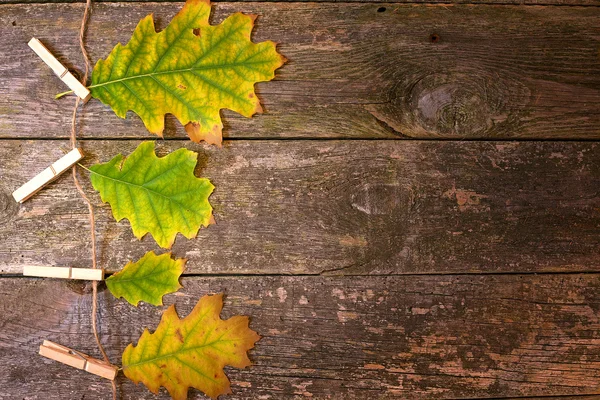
[70,0,118,398]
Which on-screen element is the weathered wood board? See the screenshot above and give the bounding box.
[1,140,599,275]
[0,3,599,140]
[1,274,599,399]
[1,0,598,7]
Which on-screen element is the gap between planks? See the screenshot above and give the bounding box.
[3,270,600,278]
[3,137,600,142]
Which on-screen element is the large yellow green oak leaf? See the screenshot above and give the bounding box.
[106,251,185,306]
[122,293,260,399]
[89,141,214,249]
[89,0,285,146]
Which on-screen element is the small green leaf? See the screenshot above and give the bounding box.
[106,251,185,306]
[89,141,214,248]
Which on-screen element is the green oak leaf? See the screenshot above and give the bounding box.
[89,141,214,249]
[89,0,285,146]
[106,251,185,306]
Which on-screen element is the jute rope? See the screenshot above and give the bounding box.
[69,0,117,398]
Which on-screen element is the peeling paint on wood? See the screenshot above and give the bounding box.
[0,275,599,398]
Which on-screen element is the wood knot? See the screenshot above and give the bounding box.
[367,68,530,138]
[344,181,417,274]
[351,183,412,216]
[408,70,530,137]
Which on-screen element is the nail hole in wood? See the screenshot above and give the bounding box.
[430,33,440,43]
[377,7,386,12]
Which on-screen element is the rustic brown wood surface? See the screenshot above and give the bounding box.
[0,0,599,398]
[1,0,598,6]
[0,3,599,140]
[1,140,599,276]
[1,275,599,399]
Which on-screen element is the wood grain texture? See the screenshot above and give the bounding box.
[2,0,599,5]
[1,140,599,275]
[1,274,599,399]
[501,397,600,400]
[0,3,599,140]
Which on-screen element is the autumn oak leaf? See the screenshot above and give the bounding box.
[89,141,214,249]
[89,0,285,146]
[122,293,260,399]
[106,251,185,306]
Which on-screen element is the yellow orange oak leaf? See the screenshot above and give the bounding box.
[122,294,260,399]
[90,0,285,146]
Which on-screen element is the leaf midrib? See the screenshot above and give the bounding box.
[109,268,177,284]
[125,337,237,370]
[89,61,269,90]
[124,308,232,371]
[89,168,207,215]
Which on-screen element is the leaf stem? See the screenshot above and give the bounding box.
[77,162,94,173]
[55,90,75,99]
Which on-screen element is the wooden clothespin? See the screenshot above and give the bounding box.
[39,340,118,380]
[12,148,84,203]
[23,265,104,281]
[28,38,91,102]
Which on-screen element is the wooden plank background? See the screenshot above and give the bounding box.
[1,0,599,6]
[1,140,600,275]
[1,275,600,398]
[1,4,599,140]
[0,0,599,399]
